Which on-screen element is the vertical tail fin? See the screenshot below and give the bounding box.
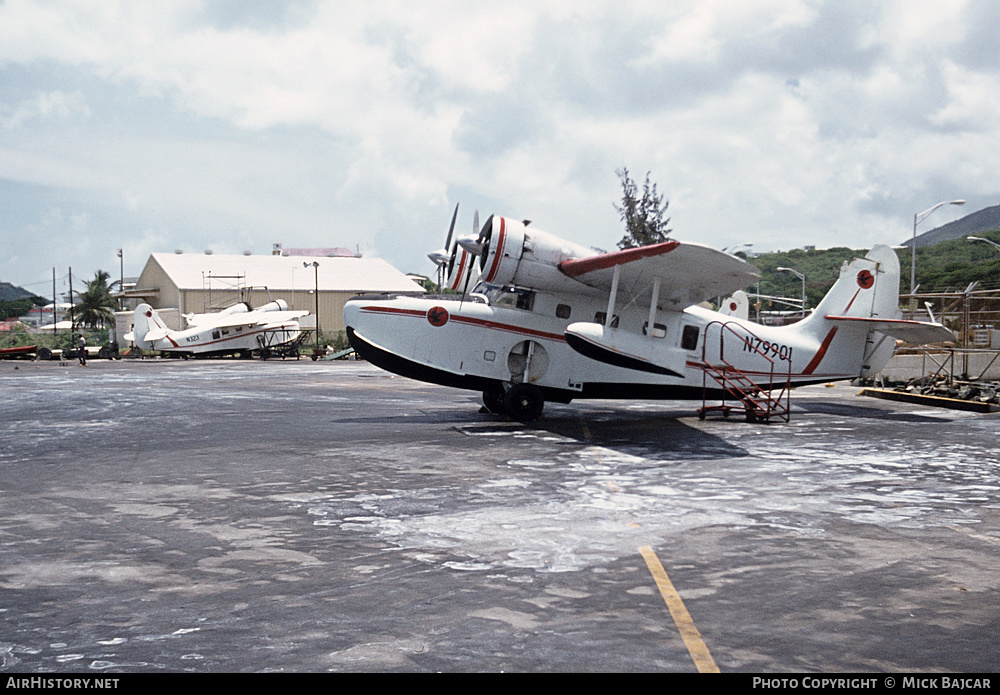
[719,290,750,320]
[796,245,900,336]
[130,304,170,349]
[786,245,901,379]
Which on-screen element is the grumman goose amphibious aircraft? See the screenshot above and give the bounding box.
[344,214,952,422]
[127,300,308,358]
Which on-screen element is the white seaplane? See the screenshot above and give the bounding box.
[127,300,308,358]
[344,212,953,422]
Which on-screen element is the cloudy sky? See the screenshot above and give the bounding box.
[2,0,998,296]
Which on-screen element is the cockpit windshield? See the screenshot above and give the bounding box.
[472,283,535,311]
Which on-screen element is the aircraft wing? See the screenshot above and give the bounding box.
[559,240,760,309]
[825,316,954,344]
[208,310,309,329]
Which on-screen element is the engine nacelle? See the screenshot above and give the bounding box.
[476,215,598,294]
[445,244,480,291]
[256,299,289,313]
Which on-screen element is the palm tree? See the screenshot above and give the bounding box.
[75,270,117,329]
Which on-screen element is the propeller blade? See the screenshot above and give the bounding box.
[432,203,460,293]
[445,202,459,251]
[459,209,482,307]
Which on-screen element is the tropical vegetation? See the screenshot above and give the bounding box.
[74,270,118,328]
[748,229,1000,312]
[614,167,672,249]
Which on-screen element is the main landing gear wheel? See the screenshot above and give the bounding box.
[503,383,545,422]
[482,387,507,415]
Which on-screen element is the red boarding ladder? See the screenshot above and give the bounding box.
[697,321,792,423]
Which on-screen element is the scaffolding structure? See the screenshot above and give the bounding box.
[902,287,1000,348]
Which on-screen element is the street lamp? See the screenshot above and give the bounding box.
[967,236,1000,253]
[303,261,320,351]
[117,248,124,310]
[776,266,806,318]
[911,200,965,293]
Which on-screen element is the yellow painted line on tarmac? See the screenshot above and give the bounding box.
[639,545,720,673]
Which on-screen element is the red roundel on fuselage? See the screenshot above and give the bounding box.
[427,306,449,327]
[857,270,874,289]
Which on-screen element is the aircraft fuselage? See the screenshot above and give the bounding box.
[344,284,849,408]
[146,322,301,357]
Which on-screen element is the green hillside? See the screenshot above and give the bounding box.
[747,230,1000,310]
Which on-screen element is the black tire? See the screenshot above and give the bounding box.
[503,383,544,422]
[482,387,507,415]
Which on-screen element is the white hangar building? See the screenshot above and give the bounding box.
[127,251,425,337]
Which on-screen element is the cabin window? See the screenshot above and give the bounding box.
[556,304,572,319]
[212,330,221,340]
[484,351,496,362]
[681,325,700,351]
[494,288,535,311]
[594,312,619,327]
[643,322,667,338]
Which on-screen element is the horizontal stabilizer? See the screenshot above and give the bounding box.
[143,328,170,342]
[825,315,954,344]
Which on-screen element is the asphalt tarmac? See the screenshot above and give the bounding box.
[1,358,998,673]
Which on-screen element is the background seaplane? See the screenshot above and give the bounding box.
[127,300,308,358]
[344,212,952,422]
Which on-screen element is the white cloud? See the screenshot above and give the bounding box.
[930,61,1000,131]
[1,91,91,129]
[637,0,819,66]
[0,0,997,288]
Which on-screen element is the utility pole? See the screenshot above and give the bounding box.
[304,261,320,351]
[118,248,124,310]
[69,267,74,336]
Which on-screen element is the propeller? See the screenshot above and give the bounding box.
[428,203,460,292]
[458,209,482,306]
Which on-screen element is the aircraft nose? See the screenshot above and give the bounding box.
[342,300,360,328]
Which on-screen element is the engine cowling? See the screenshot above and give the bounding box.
[445,244,479,291]
[476,215,598,294]
[256,299,289,313]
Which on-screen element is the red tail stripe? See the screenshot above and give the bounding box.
[802,327,838,375]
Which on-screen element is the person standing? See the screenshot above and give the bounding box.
[78,334,87,366]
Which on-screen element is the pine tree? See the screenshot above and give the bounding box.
[614,167,671,249]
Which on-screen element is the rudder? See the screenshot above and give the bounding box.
[129,304,170,349]
[783,245,902,380]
